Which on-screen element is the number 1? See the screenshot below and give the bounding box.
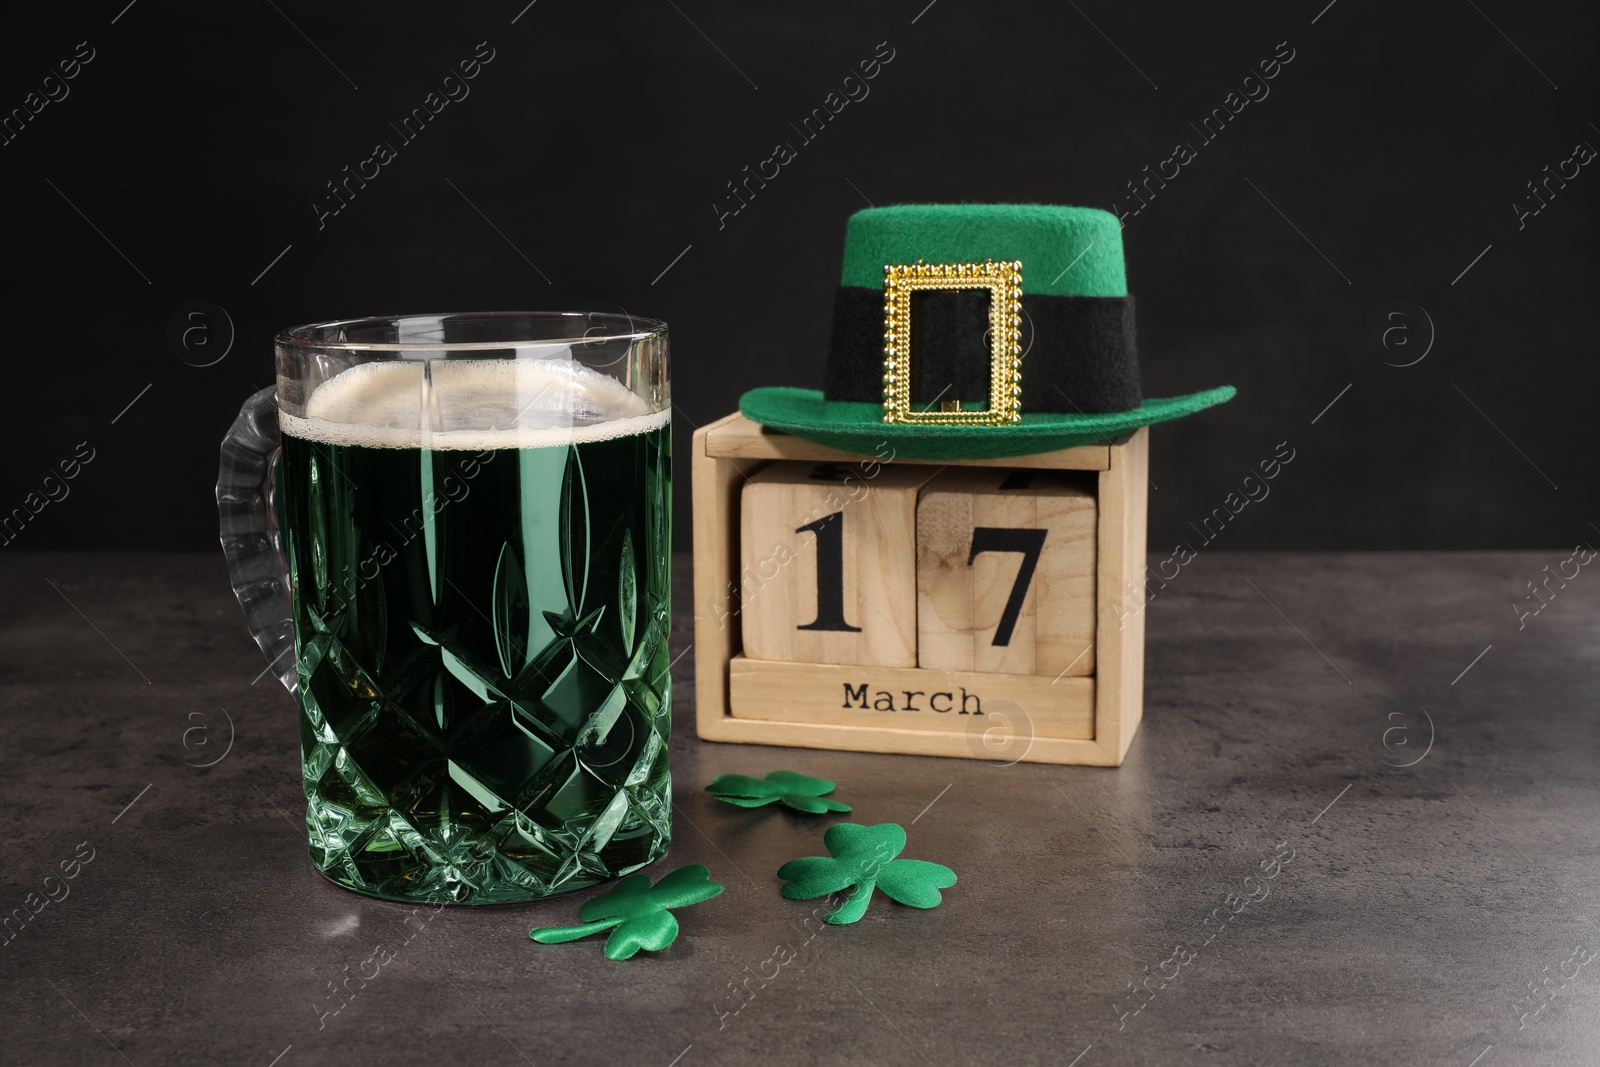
[796,511,861,633]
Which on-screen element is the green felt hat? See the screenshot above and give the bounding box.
[739,203,1234,460]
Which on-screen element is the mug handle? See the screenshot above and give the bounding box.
[217,386,297,694]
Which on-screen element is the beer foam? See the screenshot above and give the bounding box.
[280,357,668,450]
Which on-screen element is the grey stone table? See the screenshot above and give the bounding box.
[3,550,1597,1067]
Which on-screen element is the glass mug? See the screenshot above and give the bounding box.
[217,312,671,904]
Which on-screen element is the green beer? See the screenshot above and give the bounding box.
[277,358,671,903]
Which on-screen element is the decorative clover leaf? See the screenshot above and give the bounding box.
[529,865,724,960]
[777,822,956,925]
[706,770,851,814]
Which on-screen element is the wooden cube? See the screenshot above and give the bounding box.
[692,413,1149,767]
[916,467,1096,677]
[739,461,942,667]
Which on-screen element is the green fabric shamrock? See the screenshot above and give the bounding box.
[777,822,956,925]
[529,865,724,960]
[706,770,852,814]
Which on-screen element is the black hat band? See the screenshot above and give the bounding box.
[823,286,1142,415]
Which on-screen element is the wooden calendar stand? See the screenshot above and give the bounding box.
[690,412,1148,766]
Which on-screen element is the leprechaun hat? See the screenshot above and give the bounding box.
[739,203,1235,460]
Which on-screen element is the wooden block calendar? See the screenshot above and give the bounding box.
[692,413,1149,766]
[916,467,1096,678]
[739,461,941,667]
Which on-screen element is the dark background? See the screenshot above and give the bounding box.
[2,0,1594,554]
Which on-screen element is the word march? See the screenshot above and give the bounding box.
[842,682,985,715]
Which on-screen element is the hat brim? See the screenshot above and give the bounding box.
[738,385,1236,461]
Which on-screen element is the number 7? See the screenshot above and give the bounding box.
[967,527,1047,646]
